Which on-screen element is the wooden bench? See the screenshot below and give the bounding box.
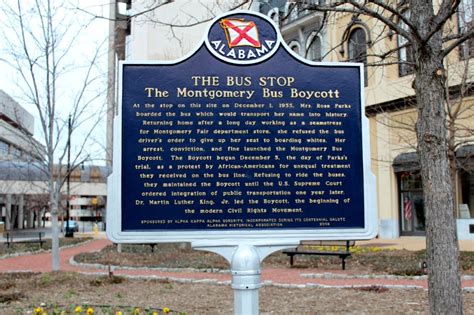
[282,240,355,270]
[3,231,46,249]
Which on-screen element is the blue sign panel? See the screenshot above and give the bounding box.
[109,11,375,241]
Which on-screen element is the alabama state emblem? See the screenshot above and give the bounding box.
[206,12,280,64]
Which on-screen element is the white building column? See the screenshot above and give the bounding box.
[17,194,24,229]
[28,207,35,228]
[298,28,305,53]
[37,208,43,228]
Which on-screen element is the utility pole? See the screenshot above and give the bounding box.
[65,115,74,238]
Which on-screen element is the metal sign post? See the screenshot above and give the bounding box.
[193,242,298,315]
[107,10,377,314]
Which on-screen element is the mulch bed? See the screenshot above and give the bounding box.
[74,243,474,276]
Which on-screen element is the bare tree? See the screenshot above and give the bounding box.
[295,1,473,313]
[0,0,107,271]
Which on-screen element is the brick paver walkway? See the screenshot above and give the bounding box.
[1,239,473,290]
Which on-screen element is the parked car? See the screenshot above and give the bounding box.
[63,220,79,232]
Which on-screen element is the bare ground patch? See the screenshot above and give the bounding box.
[0,272,473,314]
[74,243,474,276]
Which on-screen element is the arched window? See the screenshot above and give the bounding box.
[285,2,298,22]
[268,8,280,25]
[306,34,322,61]
[398,10,414,76]
[348,28,368,86]
[289,41,301,55]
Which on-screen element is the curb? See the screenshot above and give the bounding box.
[69,256,230,274]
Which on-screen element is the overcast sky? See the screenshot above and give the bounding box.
[0,0,110,164]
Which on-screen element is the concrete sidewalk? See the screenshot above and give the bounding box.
[7,229,471,252]
[357,237,473,251]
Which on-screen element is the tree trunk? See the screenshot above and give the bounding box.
[414,42,463,315]
[50,207,60,271]
[50,185,60,271]
[410,1,464,312]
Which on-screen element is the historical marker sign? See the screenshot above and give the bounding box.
[107,11,377,244]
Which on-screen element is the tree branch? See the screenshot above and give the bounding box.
[307,1,416,43]
[442,24,474,57]
[426,0,461,44]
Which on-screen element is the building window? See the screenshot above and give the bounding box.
[285,2,298,22]
[460,170,474,218]
[399,172,426,235]
[0,140,8,156]
[289,41,301,55]
[11,146,22,158]
[268,8,280,25]
[398,11,414,76]
[347,28,368,86]
[459,0,473,59]
[306,33,322,61]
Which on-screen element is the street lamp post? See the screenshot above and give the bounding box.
[65,115,74,238]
